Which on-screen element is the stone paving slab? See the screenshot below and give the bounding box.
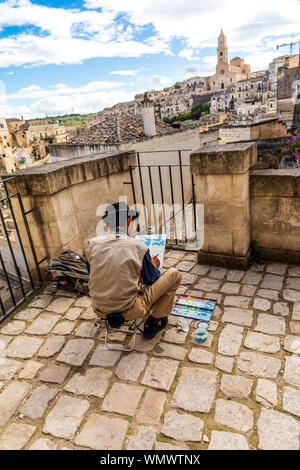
[25,313,61,335]
[162,410,204,442]
[57,339,94,366]
[257,409,300,450]
[20,385,58,420]
[126,426,156,450]
[0,382,31,426]
[172,367,218,413]
[208,431,250,450]
[236,351,281,379]
[136,390,166,425]
[141,358,179,391]
[64,368,112,398]
[214,399,254,432]
[43,394,89,440]
[74,414,128,450]
[0,423,36,450]
[6,336,44,359]
[1,253,300,451]
[115,352,147,382]
[102,383,144,416]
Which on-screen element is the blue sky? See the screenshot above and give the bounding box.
[0,0,299,119]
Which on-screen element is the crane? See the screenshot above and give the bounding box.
[276,42,296,55]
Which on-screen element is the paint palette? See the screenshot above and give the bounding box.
[171,295,217,321]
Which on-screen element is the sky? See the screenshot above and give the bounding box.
[0,0,300,119]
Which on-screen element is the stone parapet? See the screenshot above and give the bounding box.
[190,143,257,176]
[8,151,136,196]
[250,169,300,263]
[6,151,137,271]
[191,143,257,269]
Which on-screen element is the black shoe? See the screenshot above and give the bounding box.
[143,316,168,340]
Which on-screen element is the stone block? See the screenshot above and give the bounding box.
[64,367,112,398]
[74,414,128,450]
[220,374,253,399]
[0,423,36,450]
[43,394,89,440]
[162,410,204,442]
[20,385,58,420]
[257,409,300,450]
[172,367,218,413]
[102,383,143,416]
[237,351,281,379]
[136,391,166,425]
[115,352,147,382]
[208,431,249,450]
[255,379,277,408]
[57,339,94,366]
[141,358,179,391]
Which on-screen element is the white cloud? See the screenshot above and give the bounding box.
[138,74,173,89]
[1,0,299,69]
[0,0,171,67]
[178,49,199,61]
[109,70,138,76]
[0,85,135,119]
[84,0,300,51]
[0,80,125,102]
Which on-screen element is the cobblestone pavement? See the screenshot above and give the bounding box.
[0,250,300,450]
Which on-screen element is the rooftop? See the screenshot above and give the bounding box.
[67,113,182,146]
[0,251,299,450]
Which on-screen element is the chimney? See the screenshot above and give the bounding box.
[141,92,156,137]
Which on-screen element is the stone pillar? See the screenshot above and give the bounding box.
[190,143,257,269]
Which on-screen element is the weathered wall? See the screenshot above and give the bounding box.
[250,169,300,263]
[277,66,298,124]
[199,118,287,147]
[6,151,137,270]
[49,143,117,161]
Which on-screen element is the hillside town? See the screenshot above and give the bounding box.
[0,30,299,176]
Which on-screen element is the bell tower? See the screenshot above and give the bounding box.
[217,29,228,68]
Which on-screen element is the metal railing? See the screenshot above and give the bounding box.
[0,176,44,322]
[125,149,197,247]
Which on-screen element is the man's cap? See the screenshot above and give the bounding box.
[102,201,139,226]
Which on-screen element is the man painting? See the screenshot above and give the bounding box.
[86,202,181,339]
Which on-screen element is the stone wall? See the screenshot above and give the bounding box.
[49,143,117,161]
[250,169,300,263]
[6,151,136,271]
[6,146,300,276]
[199,118,287,147]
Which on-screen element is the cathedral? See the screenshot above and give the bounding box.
[208,30,251,91]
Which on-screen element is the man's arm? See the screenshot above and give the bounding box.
[140,249,161,285]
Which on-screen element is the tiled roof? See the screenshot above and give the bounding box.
[67,113,181,146]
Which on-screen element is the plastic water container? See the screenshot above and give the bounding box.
[195,326,208,343]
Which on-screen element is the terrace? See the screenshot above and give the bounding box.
[0,143,299,450]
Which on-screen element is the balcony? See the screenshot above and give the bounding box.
[0,146,299,450]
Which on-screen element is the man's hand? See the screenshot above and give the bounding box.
[151,254,160,269]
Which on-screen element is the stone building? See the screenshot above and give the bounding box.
[0,117,17,174]
[208,30,251,91]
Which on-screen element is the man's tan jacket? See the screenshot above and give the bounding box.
[85,233,148,314]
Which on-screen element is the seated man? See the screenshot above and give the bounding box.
[85,202,182,340]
